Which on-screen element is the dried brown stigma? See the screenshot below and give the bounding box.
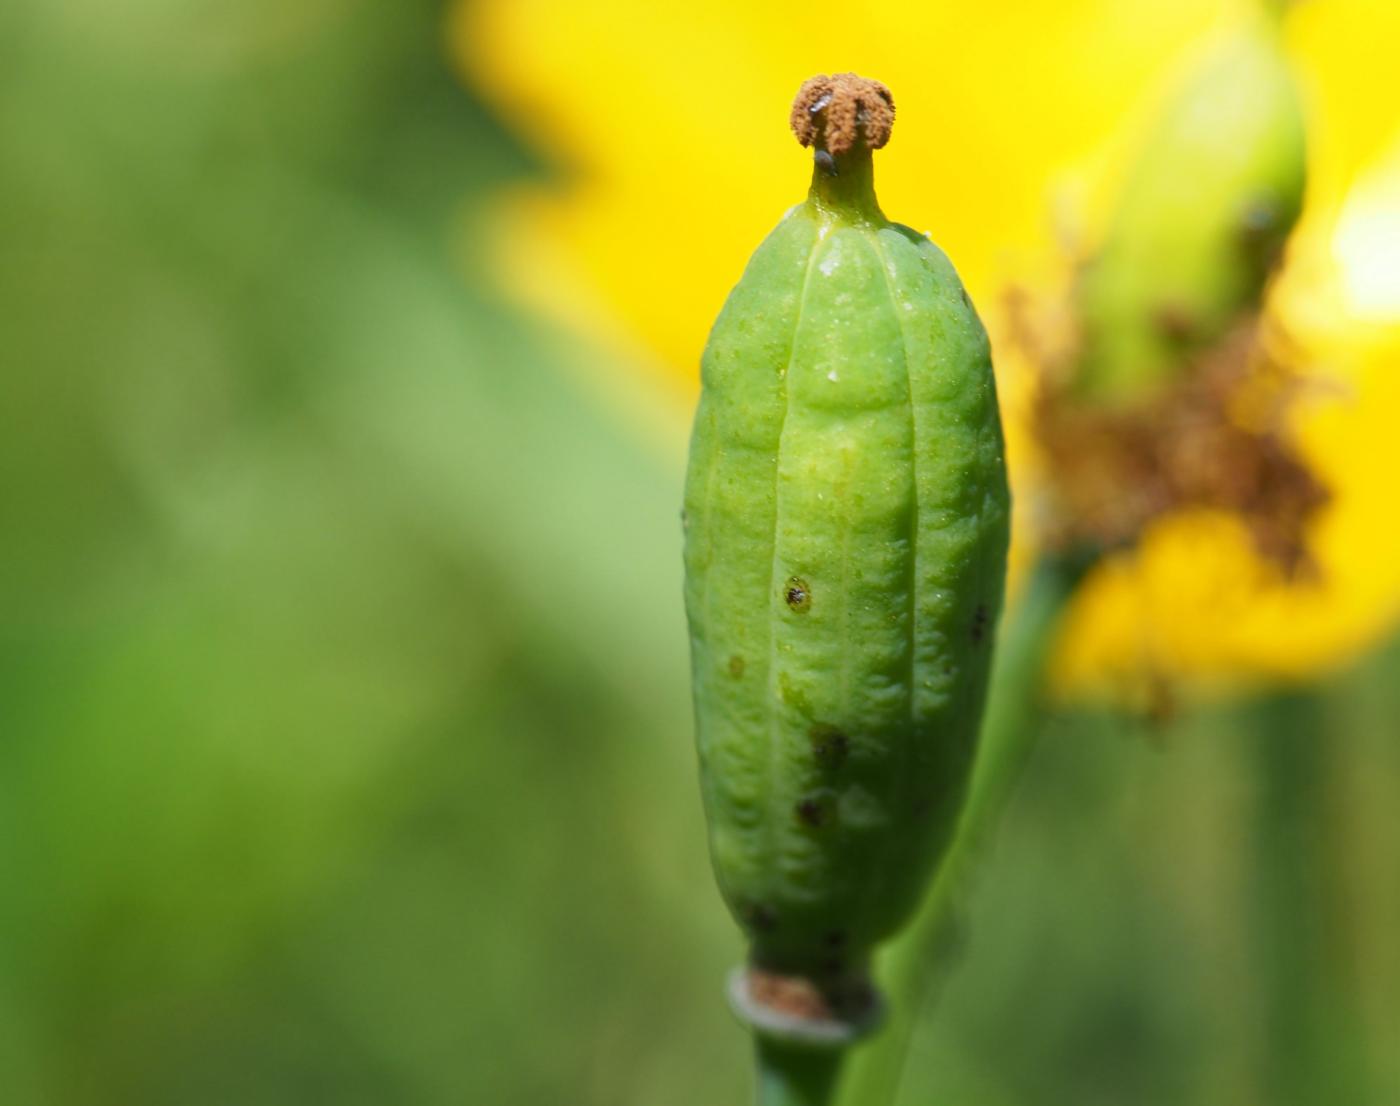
[790,73,894,156]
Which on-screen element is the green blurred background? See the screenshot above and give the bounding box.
[4,2,1397,1103]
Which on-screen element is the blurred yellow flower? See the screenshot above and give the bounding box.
[453,0,1400,694]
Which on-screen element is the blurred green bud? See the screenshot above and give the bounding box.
[1073,19,1307,402]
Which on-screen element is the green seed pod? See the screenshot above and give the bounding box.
[682,74,1009,1012]
[1073,17,1306,402]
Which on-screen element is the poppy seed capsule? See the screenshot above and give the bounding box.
[683,74,1009,1011]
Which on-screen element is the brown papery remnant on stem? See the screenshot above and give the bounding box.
[746,965,876,1024]
[790,73,894,156]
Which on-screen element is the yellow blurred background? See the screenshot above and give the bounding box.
[457,0,1400,694]
[3,1,1398,1103]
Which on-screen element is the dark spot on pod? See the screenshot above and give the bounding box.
[795,793,835,828]
[814,148,838,177]
[809,723,849,769]
[784,576,812,613]
[1238,197,1279,241]
[740,901,778,932]
[824,929,848,948]
[971,603,989,644]
[1238,197,1286,270]
[728,654,746,679]
[959,287,973,310]
[1152,302,1196,343]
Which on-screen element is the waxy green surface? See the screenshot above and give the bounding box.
[683,154,1010,978]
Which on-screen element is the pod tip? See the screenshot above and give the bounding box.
[790,73,894,157]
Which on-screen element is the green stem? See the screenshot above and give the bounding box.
[807,148,883,224]
[755,1037,845,1106]
[1247,688,1368,1105]
[835,551,1094,1106]
[954,551,1094,837]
